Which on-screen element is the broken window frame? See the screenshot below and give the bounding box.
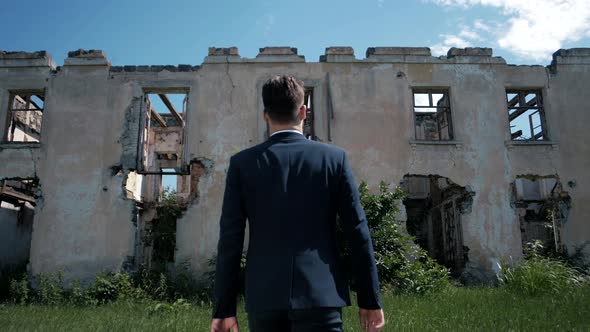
[136,89,190,176]
[412,89,454,141]
[303,88,315,140]
[506,89,548,141]
[3,90,45,143]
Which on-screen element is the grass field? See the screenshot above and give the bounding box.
[1,287,589,331]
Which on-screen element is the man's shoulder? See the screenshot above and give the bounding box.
[304,139,347,157]
[231,139,347,162]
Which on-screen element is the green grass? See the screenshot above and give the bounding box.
[1,287,589,331]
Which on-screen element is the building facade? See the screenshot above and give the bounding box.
[0,46,589,283]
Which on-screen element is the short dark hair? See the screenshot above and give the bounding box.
[262,75,305,125]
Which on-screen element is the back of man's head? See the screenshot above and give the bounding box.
[262,75,305,125]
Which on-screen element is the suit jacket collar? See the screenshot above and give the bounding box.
[268,131,306,142]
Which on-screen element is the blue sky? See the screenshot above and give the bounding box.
[1,0,589,66]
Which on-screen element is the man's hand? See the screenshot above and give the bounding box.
[359,308,385,331]
[210,317,240,332]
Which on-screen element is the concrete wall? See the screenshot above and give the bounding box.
[0,47,588,282]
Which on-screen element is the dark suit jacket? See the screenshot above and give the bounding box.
[213,131,381,318]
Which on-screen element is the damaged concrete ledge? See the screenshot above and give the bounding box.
[204,47,242,63]
[551,48,590,65]
[360,47,506,64]
[64,49,110,66]
[447,47,492,57]
[205,46,306,63]
[0,142,41,150]
[409,140,463,148]
[0,50,56,69]
[320,47,357,63]
[109,65,199,73]
[505,140,558,150]
[364,47,432,63]
[255,47,305,62]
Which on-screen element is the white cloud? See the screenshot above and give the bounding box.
[429,0,590,61]
[459,27,483,40]
[473,19,492,32]
[431,33,473,56]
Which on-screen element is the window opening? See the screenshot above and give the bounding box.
[0,178,37,272]
[507,90,547,141]
[3,92,44,143]
[513,176,570,254]
[303,88,315,140]
[413,90,453,141]
[137,92,188,174]
[401,175,473,275]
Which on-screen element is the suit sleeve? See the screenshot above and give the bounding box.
[212,155,247,318]
[337,151,382,310]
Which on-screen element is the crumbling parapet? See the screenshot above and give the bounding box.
[64,49,110,66]
[550,48,590,73]
[204,47,241,64]
[0,50,56,69]
[256,47,305,62]
[109,65,199,73]
[320,47,356,63]
[447,47,493,57]
[444,47,505,64]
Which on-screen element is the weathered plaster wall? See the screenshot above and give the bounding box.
[0,47,588,282]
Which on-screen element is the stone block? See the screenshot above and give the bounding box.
[447,47,493,57]
[366,47,431,57]
[64,49,110,66]
[553,48,590,57]
[325,47,354,55]
[0,50,56,68]
[257,47,298,56]
[208,47,240,56]
[67,49,106,58]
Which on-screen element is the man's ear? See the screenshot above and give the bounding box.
[263,111,270,124]
[299,105,307,122]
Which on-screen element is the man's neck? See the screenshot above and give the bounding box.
[268,125,303,136]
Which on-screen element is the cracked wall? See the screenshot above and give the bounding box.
[0,47,589,282]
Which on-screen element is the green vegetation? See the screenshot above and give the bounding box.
[500,240,590,296]
[1,287,589,331]
[1,184,589,331]
[338,182,450,295]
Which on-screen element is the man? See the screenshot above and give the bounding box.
[211,75,385,332]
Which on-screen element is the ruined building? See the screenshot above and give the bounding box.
[0,46,589,283]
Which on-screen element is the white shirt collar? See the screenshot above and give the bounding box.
[270,129,303,137]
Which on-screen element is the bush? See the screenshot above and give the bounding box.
[500,256,588,295]
[38,273,65,305]
[0,263,27,301]
[8,274,29,305]
[338,181,450,295]
[90,272,140,304]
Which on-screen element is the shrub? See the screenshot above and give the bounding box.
[38,273,65,305]
[90,272,136,304]
[8,274,30,305]
[0,263,27,300]
[338,181,449,294]
[500,256,588,295]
